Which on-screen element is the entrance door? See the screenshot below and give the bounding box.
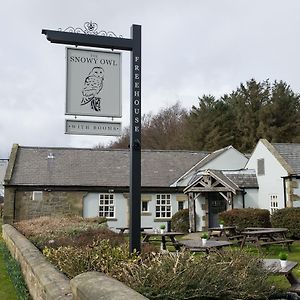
[208,193,227,227]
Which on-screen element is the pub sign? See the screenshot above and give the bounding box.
[66,48,122,117]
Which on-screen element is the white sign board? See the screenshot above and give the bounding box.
[65,120,122,136]
[66,48,121,117]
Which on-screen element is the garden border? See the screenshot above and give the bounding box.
[2,224,147,300]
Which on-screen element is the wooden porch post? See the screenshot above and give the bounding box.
[188,193,196,232]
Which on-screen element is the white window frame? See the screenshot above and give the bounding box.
[33,191,43,201]
[155,194,172,218]
[270,194,279,214]
[99,193,115,218]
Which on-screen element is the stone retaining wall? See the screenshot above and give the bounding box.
[2,224,72,300]
[2,224,148,300]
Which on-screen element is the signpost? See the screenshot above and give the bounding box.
[42,22,142,253]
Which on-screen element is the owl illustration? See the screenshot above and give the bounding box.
[81,67,104,112]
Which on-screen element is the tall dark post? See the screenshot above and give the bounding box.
[42,23,142,254]
[130,25,141,253]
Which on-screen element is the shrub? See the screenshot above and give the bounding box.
[14,215,108,250]
[219,208,271,231]
[43,239,140,279]
[171,209,189,233]
[119,249,279,300]
[33,227,125,250]
[271,208,300,239]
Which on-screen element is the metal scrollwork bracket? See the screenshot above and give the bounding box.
[58,21,123,38]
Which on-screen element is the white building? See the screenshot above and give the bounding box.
[246,139,300,212]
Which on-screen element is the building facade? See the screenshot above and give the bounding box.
[4,140,299,232]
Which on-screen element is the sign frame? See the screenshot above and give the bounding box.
[65,119,122,136]
[65,47,122,118]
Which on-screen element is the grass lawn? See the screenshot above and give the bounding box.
[0,237,18,300]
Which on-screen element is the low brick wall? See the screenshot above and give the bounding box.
[2,224,148,300]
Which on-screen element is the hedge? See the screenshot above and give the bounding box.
[171,209,189,233]
[271,208,300,239]
[219,208,271,231]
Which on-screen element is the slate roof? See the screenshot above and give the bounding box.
[272,143,300,175]
[187,169,258,189]
[224,170,258,188]
[8,146,208,187]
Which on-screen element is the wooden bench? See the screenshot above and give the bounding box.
[228,235,244,240]
[260,239,294,251]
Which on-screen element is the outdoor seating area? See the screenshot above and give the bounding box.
[142,231,184,250]
[140,225,300,295]
[240,227,294,251]
[140,226,295,253]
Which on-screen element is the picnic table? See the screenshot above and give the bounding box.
[264,259,300,294]
[240,228,294,251]
[116,226,152,234]
[142,231,184,250]
[179,239,233,254]
[208,226,239,240]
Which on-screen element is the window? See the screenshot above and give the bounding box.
[270,195,279,214]
[257,158,265,175]
[141,201,149,212]
[33,191,43,201]
[178,201,184,211]
[155,194,171,218]
[99,194,115,218]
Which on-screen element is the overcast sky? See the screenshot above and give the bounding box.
[1,0,300,158]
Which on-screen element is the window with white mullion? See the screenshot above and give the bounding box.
[155,194,171,218]
[270,194,279,214]
[99,193,115,218]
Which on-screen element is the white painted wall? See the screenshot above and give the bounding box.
[83,192,188,232]
[244,189,259,208]
[203,147,248,170]
[176,147,248,187]
[246,141,288,210]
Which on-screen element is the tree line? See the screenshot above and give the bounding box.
[102,79,300,153]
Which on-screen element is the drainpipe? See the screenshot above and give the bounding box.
[242,189,246,208]
[282,177,287,208]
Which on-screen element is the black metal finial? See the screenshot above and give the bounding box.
[58,21,123,37]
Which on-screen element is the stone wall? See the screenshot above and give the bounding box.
[2,224,148,300]
[14,190,85,221]
[3,186,15,224]
[2,224,72,300]
[70,272,148,300]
